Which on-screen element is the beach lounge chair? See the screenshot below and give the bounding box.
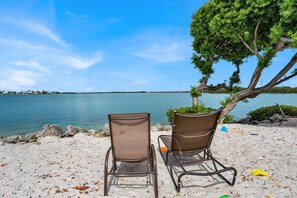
[157,108,237,192]
[276,103,289,126]
[104,113,158,197]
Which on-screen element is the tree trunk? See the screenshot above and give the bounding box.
[218,90,249,123]
[192,96,198,106]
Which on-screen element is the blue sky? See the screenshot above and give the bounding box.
[0,0,296,92]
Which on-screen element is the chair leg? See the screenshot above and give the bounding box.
[104,147,112,196]
[207,150,237,186]
[168,153,181,192]
[151,144,158,198]
[157,135,169,165]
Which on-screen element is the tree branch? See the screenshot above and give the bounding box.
[238,34,255,55]
[204,84,232,91]
[274,71,297,86]
[250,52,297,96]
[253,21,262,60]
[275,37,295,51]
[196,74,210,91]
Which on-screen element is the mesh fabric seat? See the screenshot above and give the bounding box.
[157,108,237,192]
[104,113,158,197]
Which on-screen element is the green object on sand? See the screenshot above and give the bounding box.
[219,195,229,198]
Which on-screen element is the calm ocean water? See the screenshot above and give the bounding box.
[0,93,296,136]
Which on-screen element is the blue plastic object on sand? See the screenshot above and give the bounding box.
[220,125,229,132]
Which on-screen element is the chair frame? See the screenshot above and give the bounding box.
[104,113,158,198]
[157,109,237,192]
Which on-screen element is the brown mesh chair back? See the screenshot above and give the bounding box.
[109,113,150,162]
[171,108,222,152]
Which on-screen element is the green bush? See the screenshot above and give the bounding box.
[247,104,297,121]
[224,114,235,124]
[166,104,234,124]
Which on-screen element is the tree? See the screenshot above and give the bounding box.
[191,0,297,122]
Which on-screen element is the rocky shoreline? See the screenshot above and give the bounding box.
[0,123,173,144]
[1,112,296,144]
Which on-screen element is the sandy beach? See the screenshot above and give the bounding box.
[0,123,296,197]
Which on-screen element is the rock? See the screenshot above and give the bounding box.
[65,125,88,137]
[260,119,272,123]
[251,120,260,125]
[156,124,163,131]
[0,141,4,146]
[89,129,105,137]
[38,124,62,138]
[269,113,282,123]
[237,117,252,124]
[151,124,164,132]
[3,135,21,143]
[18,135,26,142]
[163,125,172,131]
[91,130,106,137]
[25,132,40,142]
[103,123,110,136]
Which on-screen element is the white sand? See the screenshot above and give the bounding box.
[0,124,296,197]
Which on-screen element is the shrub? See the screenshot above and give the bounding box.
[166,104,234,124]
[247,104,297,121]
[223,114,235,124]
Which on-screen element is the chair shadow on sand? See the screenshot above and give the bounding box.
[158,108,237,192]
[105,161,155,189]
[159,151,233,189]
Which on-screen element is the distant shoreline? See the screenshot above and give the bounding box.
[1,86,297,95]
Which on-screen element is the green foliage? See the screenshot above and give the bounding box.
[166,104,234,124]
[166,104,213,123]
[220,96,234,108]
[247,104,297,121]
[191,0,297,86]
[258,48,277,68]
[223,114,235,124]
[190,86,201,97]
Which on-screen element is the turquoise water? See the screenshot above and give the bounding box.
[0,93,296,136]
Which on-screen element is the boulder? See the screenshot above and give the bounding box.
[151,124,164,132]
[90,129,106,137]
[155,124,163,131]
[38,124,62,138]
[163,125,172,131]
[3,135,21,143]
[251,120,260,125]
[103,123,110,136]
[25,131,40,142]
[260,119,272,123]
[65,125,88,137]
[269,113,282,123]
[237,117,252,124]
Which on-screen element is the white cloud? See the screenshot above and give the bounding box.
[0,16,104,90]
[130,30,191,63]
[65,10,89,18]
[58,52,103,69]
[21,21,66,45]
[133,43,186,63]
[1,16,66,45]
[9,60,52,76]
[0,70,39,90]
[0,37,45,51]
